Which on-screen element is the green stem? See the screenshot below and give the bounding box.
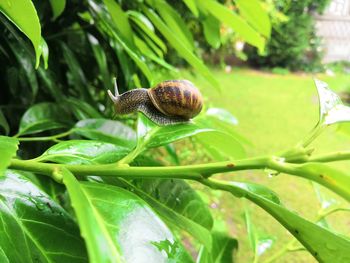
[9,156,269,180]
[16,130,73,142]
[307,151,350,163]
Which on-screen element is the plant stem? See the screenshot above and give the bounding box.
[16,130,73,142]
[9,156,269,180]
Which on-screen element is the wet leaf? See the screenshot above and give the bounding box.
[315,79,350,125]
[73,119,136,148]
[37,140,130,164]
[18,102,72,136]
[0,170,87,262]
[61,168,193,262]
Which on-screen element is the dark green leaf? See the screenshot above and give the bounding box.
[18,102,71,136]
[0,0,41,65]
[73,119,136,148]
[61,169,192,262]
[0,111,9,135]
[0,136,18,177]
[37,140,130,164]
[0,170,87,262]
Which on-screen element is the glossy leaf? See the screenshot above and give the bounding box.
[235,0,271,37]
[37,140,130,164]
[0,0,41,65]
[115,178,212,251]
[132,178,213,229]
[197,232,238,263]
[73,119,136,148]
[137,114,216,149]
[143,6,220,89]
[0,111,9,135]
[18,102,72,136]
[198,0,265,52]
[49,0,66,20]
[206,178,350,262]
[38,37,49,69]
[61,169,192,262]
[0,170,87,262]
[315,79,350,125]
[0,136,18,177]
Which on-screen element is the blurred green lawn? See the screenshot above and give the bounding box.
[185,68,350,262]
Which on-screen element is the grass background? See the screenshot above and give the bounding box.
[182,68,350,262]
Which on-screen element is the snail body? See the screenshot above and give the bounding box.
[108,80,203,125]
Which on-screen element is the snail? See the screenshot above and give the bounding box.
[108,79,203,125]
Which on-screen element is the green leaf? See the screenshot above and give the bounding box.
[133,178,213,230]
[198,0,265,52]
[287,162,350,202]
[183,0,199,17]
[153,0,195,51]
[114,178,212,251]
[0,111,9,135]
[202,15,221,49]
[197,232,238,263]
[103,0,134,46]
[235,0,271,37]
[87,33,111,90]
[0,136,18,177]
[37,37,49,69]
[0,170,87,262]
[61,168,192,262]
[37,140,130,164]
[143,6,220,89]
[314,79,350,125]
[205,178,350,262]
[73,119,136,148]
[18,102,72,136]
[127,10,167,53]
[0,0,41,66]
[49,0,66,20]
[65,97,103,120]
[137,114,216,149]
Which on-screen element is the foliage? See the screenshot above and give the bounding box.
[1,0,350,262]
[246,0,330,71]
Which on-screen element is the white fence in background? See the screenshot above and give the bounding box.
[315,0,350,63]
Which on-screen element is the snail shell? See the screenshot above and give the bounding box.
[107,79,203,125]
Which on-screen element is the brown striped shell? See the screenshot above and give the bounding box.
[148,80,203,119]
